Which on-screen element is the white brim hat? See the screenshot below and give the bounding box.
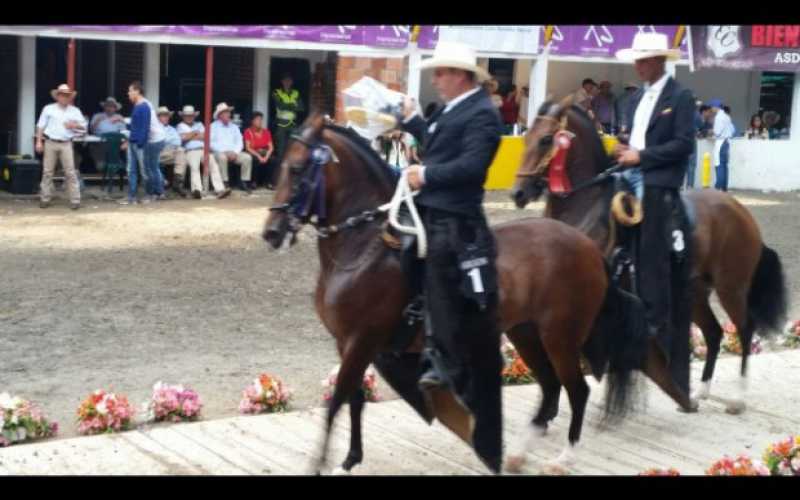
[100,97,122,111]
[157,106,174,117]
[213,102,235,120]
[178,106,200,117]
[420,41,491,82]
[616,33,681,62]
[51,83,77,100]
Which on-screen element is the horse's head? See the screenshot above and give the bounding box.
[511,96,575,209]
[263,113,331,249]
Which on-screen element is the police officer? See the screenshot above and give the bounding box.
[614,33,695,395]
[401,41,504,473]
[272,73,304,161]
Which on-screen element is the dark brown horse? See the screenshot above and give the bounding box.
[262,114,692,475]
[511,100,788,415]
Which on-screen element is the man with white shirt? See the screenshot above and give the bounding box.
[176,105,230,200]
[156,107,187,197]
[614,33,695,396]
[35,83,86,210]
[707,99,734,192]
[400,41,504,473]
[210,103,253,193]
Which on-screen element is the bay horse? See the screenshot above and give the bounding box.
[511,100,788,415]
[262,114,690,475]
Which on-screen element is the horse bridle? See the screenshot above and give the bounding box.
[268,131,386,239]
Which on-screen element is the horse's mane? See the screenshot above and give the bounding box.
[323,124,399,191]
[539,100,612,174]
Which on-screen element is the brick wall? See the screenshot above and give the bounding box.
[309,52,338,117]
[212,47,254,116]
[114,42,143,116]
[334,56,407,123]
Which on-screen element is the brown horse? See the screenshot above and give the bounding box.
[261,114,698,475]
[511,100,788,415]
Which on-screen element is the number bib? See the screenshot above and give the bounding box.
[457,242,498,311]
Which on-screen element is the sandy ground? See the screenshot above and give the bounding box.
[0,186,798,440]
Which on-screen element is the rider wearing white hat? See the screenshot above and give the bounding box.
[401,40,504,473]
[614,32,696,396]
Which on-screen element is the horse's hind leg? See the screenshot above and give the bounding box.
[692,285,722,401]
[505,323,562,474]
[716,287,753,414]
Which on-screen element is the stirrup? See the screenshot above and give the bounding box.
[402,296,425,326]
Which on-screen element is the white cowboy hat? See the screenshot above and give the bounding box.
[616,33,681,62]
[156,106,174,117]
[99,97,122,111]
[50,83,77,100]
[420,41,491,82]
[213,102,235,120]
[178,105,200,117]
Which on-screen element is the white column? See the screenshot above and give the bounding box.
[789,72,800,140]
[143,43,160,106]
[18,36,36,156]
[406,48,422,102]
[529,55,549,127]
[253,48,270,126]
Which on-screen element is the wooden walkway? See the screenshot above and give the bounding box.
[2,350,799,475]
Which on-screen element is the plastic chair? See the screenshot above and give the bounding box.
[100,133,126,194]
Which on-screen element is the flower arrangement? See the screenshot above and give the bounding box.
[145,382,202,423]
[77,389,134,435]
[501,335,535,385]
[705,454,770,476]
[0,393,58,447]
[239,374,292,414]
[322,364,381,403]
[721,322,762,355]
[690,324,707,360]
[784,320,800,348]
[639,467,681,476]
[762,435,800,476]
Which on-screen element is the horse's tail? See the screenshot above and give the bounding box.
[747,244,788,337]
[595,269,648,423]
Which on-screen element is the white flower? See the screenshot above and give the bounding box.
[265,391,274,399]
[0,393,14,410]
[15,427,26,442]
[0,413,5,429]
[10,414,18,426]
[791,457,800,471]
[254,379,264,397]
[96,400,109,416]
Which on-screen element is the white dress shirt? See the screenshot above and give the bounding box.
[177,121,205,150]
[210,119,244,154]
[37,103,87,141]
[629,73,670,151]
[712,109,735,165]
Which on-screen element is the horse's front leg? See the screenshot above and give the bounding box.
[314,336,376,475]
[333,388,366,475]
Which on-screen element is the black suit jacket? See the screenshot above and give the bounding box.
[625,76,695,188]
[402,88,503,216]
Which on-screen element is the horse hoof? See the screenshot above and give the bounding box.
[331,466,352,476]
[691,390,709,401]
[725,401,746,415]
[505,455,526,474]
[541,462,570,475]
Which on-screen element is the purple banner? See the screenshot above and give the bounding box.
[541,25,689,59]
[416,25,438,50]
[60,25,410,49]
[692,25,800,71]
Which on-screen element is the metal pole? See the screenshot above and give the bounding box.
[67,39,76,89]
[203,46,213,180]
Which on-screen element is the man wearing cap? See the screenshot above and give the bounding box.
[35,83,86,210]
[706,99,734,192]
[176,105,230,200]
[400,41,504,473]
[614,33,695,396]
[272,74,304,161]
[210,103,253,193]
[88,97,127,175]
[156,107,187,197]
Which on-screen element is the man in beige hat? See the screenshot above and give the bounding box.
[210,102,253,193]
[35,83,87,210]
[88,96,127,175]
[156,106,188,197]
[400,40,504,473]
[176,105,230,199]
[614,32,696,398]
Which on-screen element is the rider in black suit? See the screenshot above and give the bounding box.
[614,34,695,395]
[400,42,504,473]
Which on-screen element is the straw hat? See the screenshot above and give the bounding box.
[213,102,235,120]
[156,106,174,117]
[616,33,681,62]
[51,83,77,100]
[420,41,491,82]
[178,105,200,117]
[99,96,122,111]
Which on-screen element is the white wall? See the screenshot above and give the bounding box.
[546,60,640,103]
[728,138,800,191]
[675,66,761,134]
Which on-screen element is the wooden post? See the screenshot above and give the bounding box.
[203,46,214,180]
[67,39,76,90]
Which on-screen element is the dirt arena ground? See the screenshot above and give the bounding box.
[1,186,798,440]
